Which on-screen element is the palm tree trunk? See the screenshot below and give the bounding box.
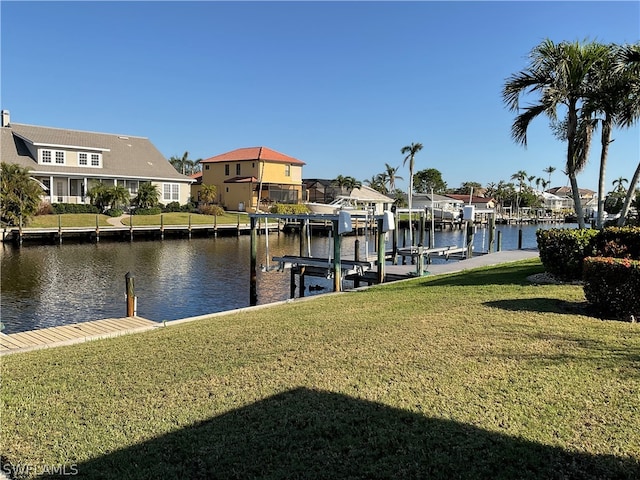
[617,161,640,226]
[596,118,612,228]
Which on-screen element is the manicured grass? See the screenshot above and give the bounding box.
[25,214,112,228]
[2,259,639,479]
[119,211,249,226]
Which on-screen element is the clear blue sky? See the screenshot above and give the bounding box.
[1,1,638,193]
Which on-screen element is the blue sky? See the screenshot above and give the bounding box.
[1,1,638,193]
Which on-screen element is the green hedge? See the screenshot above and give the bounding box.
[592,226,640,259]
[583,257,640,321]
[270,203,311,215]
[536,229,598,280]
[51,203,100,214]
[134,207,162,215]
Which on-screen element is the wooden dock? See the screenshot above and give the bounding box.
[0,316,157,354]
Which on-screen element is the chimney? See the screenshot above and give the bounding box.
[1,110,10,127]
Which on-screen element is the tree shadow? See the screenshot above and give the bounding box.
[35,387,638,479]
[484,298,592,316]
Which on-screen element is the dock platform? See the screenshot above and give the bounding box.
[0,316,157,354]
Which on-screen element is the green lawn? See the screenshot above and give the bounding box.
[2,259,639,479]
[25,212,249,228]
[25,214,112,228]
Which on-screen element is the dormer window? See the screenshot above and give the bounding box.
[79,152,102,168]
[40,149,65,165]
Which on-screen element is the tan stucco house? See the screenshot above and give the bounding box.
[0,110,193,207]
[198,146,305,212]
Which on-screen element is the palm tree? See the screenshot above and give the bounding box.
[612,176,628,194]
[582,43,640,227]
[503,39,610,228]
[543,166,556,185]
[169,151,200,176]
[331,175,361,196]
[510,171,527,193]
[401,142,423,246]
[134,182,159,209]
[384,163,403,192]
[615,43,640,225]
[0,162,43,226]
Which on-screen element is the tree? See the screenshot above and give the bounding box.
[413,168,447,194]
[503,39,610,228]
[134,182,160,209]
[88,183,130,212]
[510,171,527,193]
[364,175,388,194]
[612,176,628,194]
[0,163,43,226]
[384,163,403,192]
[109,185,131,211]
[169,151,201,176]
[608,43,640,227]
[543,166,556,185]
[583,43,640,228]
[200,184,217,205]
[456,181,482,195]
[401,142,423,246]
[331,175,361,195]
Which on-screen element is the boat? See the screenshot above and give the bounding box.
[304,196,372,216]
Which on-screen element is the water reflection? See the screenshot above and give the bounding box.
[1,223,570,333]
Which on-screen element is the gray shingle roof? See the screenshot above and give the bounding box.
[1,123,192,183]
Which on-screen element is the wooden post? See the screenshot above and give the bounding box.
[250,217,258,306]
[299,219,305,257]
[236,214,241,236]
[332,220,341,292]
[160,214,165,240]
[213,213,218,237]
[392,208,399,265]
[188,214,192,239]
[497,230,503,252]
[95,215,100,243]
[377,218,386,283]
[58,214,62,244]
[488,214,495,253]
[125,272,135,317]
[518,228,523,250]
[419,213,425,247]
[466,222,474,258]
[354,238,361,288]
[290,267,297,299]
[299,266,306,297]
[129,214,134,242]
[417,244,424,276]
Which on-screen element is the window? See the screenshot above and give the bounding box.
[41,150,52,163]
[284,164,291,177]
[163,183,180,202]
[236,164,241,175]
[55,151,65,164]
[77,152,101,167]
[225,164,230,176]
[205,165,210,170]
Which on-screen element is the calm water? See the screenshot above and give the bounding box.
[1,223,573,333]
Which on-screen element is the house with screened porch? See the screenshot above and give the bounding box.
[0,110,193,208]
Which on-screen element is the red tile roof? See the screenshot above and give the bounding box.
[200,147,305,165]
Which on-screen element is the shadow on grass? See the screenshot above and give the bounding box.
[419,261,545,288]
[37,388,638,480]
[484,298,592,316]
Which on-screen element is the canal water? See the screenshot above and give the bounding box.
[1,223,573,334]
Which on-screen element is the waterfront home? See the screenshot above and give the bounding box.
[198,147,305,212]
[304,182,394,215]
[0,110,193,206]
[411,193,464,219]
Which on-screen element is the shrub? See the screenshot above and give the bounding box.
[163,202,182,213]
[199,205,225,216]
[270,203,311,215]
[583,256,640,321]
[36,202,54,216]
[51,203,100,214]
[536,228,598,280]
[592,226,640,259]
[134,207,162,216]
[106,208,123,217]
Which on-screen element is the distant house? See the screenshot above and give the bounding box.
[303,180,393,215]
[411,193,464,211]
[444,194,496,210]
[199,147,305,212]
[0,110,193,206]
[546,186,597,215]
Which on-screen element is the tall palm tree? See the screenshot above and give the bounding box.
[582,43,640,227]
[615,43,640,225]
[510,171,527,193]
[612,176,628,193]
[384,163,403,192]
[543,166,556,185]
[503,39,610,228]
[401,142,423,246]
[134,182,159,209]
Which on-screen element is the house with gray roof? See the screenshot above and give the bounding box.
[0,110,193,207]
